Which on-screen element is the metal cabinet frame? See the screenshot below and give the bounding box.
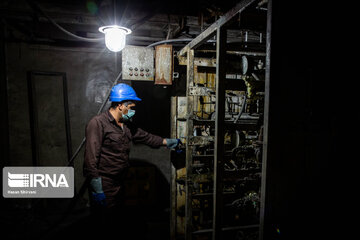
[170,0,272,239]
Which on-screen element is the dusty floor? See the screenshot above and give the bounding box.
[1,198,170,240]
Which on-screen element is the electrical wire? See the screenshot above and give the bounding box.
[147,38,218,48]
[234,94,247,123]
[147,38,193,47]
[67,71,122,166]
[26,0,104,42]
[26,1,260,47]
[25,1,227,48]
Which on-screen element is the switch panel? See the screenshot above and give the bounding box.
[122,45,154,81]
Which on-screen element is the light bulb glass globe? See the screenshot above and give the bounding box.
[99,25,132,52]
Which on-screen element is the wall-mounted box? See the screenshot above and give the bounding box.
[155,44,173,85]
[122,45,154,81]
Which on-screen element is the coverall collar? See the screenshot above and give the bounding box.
[106,109,116,123]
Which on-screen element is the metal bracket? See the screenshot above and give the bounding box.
[188,136,214,146]
[189,86,215,96]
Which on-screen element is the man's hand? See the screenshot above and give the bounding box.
[90,177,106,206]
[91,192,106,206]
[165,138,182,149]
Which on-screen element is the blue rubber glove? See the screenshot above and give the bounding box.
[166,138,181,149]
[90,177,106,206]
[91,192,106,206]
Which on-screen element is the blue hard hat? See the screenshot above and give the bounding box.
[109,83,141,102]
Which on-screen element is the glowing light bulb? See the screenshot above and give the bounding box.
[99,25,131,52]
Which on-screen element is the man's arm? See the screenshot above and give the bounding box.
[83,117,103,178]
[131,127,165,148]
[130,126,181,149]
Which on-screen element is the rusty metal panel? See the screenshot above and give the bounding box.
[185,49,194,240]
[170,97,177,240]
[188,136,214,146]
[177,120,187,144]
[177,96,187,119]
[189,86,215,96]
[178,56,216,67]
[177,96,188,144]
[122,45,154,81]
[194,67,216,120]
[155,44,173,85]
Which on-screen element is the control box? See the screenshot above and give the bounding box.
[122,45,154,81]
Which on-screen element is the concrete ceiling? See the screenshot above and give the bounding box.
[0,0,267,51]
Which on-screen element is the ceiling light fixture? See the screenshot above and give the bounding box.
[99,25,132,52]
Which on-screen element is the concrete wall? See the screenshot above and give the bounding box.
[5,42,170,205]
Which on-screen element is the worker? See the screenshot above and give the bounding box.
[83,83,180,239]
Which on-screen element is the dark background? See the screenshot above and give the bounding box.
[262,1,357,239]
[0,1,357,240]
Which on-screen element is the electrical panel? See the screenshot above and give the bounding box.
[155,44,173,85]
[170,52,266,240]
[122,45,155,81]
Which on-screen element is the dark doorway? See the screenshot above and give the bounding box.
[27,71,72,166]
